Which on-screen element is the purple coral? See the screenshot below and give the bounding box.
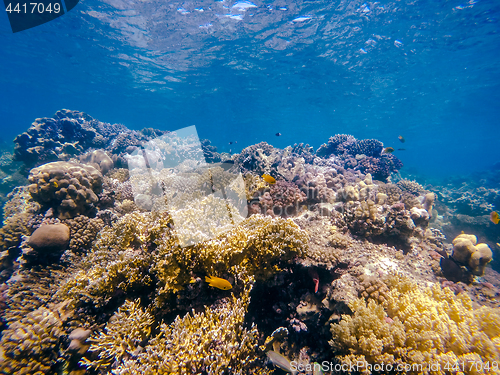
[270,180,306,217]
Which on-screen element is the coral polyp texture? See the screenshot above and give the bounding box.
[28,161,103,219]
[330,276,500,375]
[1,111,499,375]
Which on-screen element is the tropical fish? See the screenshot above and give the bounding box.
[313,363,324,375]
[229,141,233,145]
[52,180,58,188]
[205,276,232,290]
[266,351,298,375]
[309,268,319,293]
[490,211,499,224]
[398,135,405,143]
[276,132,282,136]
[397,148,406,151]
[383,147,395,153]
[262,174,276,184]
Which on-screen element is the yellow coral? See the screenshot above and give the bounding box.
[111,286,266,375]
[82,299,154,370]
[452,234,493,276]
[0,305,66,374]
[330,277,500,374]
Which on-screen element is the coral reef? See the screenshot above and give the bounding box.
[316,135,403,181]
[397,179,425,196]
[2,111,499,375]
[24,223,70,264]
[330,276,500,374]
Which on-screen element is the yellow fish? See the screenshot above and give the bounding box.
[398,135,405,143]
[383,147,395,153]
[205,276,232,290]
[262,174,276,184]
[490,211,499,224]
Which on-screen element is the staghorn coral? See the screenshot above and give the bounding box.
[269,180,306,217]
[330,276,500,375]
[111,286,266,375]
[153,214,309,305]
[82,299,154,370]
[56,210,308,311]
[56,212,160,308]
[28,161,103,219]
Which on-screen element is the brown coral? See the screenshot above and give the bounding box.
[28,161,103,219]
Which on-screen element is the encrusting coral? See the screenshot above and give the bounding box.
[330,276,500,375]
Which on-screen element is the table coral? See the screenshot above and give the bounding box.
[330,276,500,374]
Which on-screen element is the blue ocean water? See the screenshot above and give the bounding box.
[1,0,500,178]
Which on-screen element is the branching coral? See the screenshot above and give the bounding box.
[330,276,500,374]
[153,214,309,305]
[56,212,168,308]
[0,302,71,375]
[82,299,154,370]
[0,186,40,250]
[397,179,425,196]
[111,286,266,375]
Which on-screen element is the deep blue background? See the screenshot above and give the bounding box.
[1,0,499,178]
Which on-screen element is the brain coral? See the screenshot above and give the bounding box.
[330,277,500,374]
[28,161,103,219]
